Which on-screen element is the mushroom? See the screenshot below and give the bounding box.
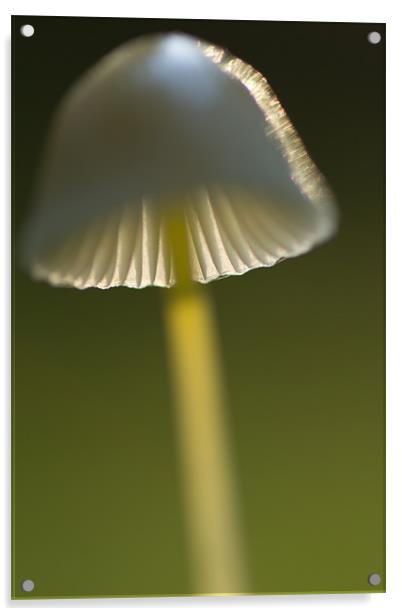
[20,32,338,595]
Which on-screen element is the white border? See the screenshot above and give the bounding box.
[2,1,401,614]
[2,0,394,22]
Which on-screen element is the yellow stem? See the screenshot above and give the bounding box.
[163,211,247,594]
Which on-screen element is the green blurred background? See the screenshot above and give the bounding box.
[12,17,385,598]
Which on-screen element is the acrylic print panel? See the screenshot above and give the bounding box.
[12,16,385,599]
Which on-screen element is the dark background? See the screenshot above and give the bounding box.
[12,16,385,598]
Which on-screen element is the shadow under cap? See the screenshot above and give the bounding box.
[20,32,338,289]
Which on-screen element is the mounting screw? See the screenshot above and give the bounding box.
[367,31,381,45]
[368,572,381,586]
[20,24,35,38]
[21,579,35,592]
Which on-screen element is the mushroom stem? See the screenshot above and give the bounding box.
[163,211,247,594]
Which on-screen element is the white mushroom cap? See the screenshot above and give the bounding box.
[21,32,338,289]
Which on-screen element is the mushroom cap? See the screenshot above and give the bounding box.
[21,32,338,289]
